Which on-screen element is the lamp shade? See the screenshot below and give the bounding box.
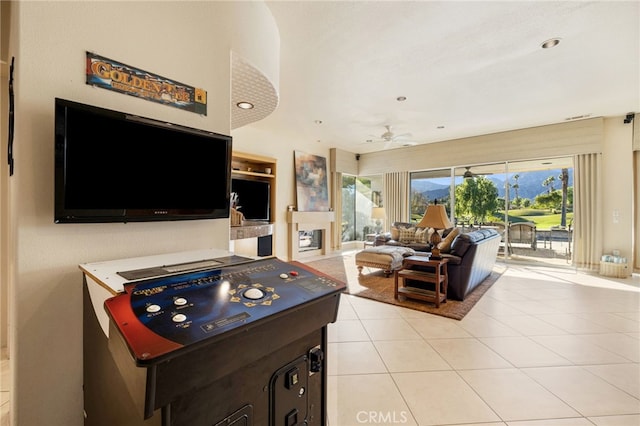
[417,204,452,253]
[416,204,452,230]
[371,207,386,220]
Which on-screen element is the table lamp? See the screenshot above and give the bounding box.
[416,200,452,256]
[371,207,386,234]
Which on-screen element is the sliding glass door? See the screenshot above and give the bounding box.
[503,158,574,265]
[411,157,574,266]
[410,169,453,223]
[341,174,384,242]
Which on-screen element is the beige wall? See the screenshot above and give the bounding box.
[231,126,335,260]
[1,1,12,350]
[601,117,634,265]
[358,117,603,175]
[5,2,278,425]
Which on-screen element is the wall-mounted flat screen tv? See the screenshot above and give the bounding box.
[231,178,270,222]
[54,98,232,223]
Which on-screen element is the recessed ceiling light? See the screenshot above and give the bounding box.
[541,38,561,49]
[314,120,323,124]
[236,101,254,109]
[396,96,407,102]
[437,125,445,129]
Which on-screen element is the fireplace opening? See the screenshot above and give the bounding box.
[299,230,323,252]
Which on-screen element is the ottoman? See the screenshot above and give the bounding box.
[355,246,416,277]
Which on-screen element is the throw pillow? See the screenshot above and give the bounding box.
[390,226,400,241]
[398,227,416,243]
[437,227,459,253]
[415,227,428,243]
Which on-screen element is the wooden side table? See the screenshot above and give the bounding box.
[394,256,449,307]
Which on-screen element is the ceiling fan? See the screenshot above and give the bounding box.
[463,166,493,179]
[463,167,475,179]
[366,125,416,149]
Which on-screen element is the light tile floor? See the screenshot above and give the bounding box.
[327,261,640,426]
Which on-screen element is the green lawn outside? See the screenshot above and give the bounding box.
[495,209,573,230]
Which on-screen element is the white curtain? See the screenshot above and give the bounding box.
[383,171,409,224]
[635,152,639,272]
[573,153,603,270]
[331,171,343,250]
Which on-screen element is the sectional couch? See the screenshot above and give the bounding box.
[375,221,459,253]
[439,228,501,300]
[380,223,501,301]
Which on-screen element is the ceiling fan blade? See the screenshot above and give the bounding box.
[392,132,412,140]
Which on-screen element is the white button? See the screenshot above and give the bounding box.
[244,288,265,300]
[172,314,187,322]
[146,304,161,313]
[174,297,187,306]
[279,273,288,279]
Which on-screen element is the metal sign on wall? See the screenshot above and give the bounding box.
[86,52,207,115]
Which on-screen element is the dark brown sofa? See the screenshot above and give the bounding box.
[375,221,446,252]
[407,228,500,301]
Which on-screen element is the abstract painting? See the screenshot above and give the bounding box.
[294,151,329,211]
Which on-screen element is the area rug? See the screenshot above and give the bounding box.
[303,252,505,320]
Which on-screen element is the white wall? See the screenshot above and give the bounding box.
[7,2,278,425]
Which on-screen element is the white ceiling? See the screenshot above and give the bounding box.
[245,1,639,154]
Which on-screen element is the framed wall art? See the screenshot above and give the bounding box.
[294,151,329,212]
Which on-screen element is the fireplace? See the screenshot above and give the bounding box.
[287,211,335,261]
[299,230,323,252]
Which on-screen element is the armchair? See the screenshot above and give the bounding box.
[508,222,536,249]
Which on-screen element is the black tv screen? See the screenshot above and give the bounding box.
[54,98,232,223]
[231,178,270,222]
